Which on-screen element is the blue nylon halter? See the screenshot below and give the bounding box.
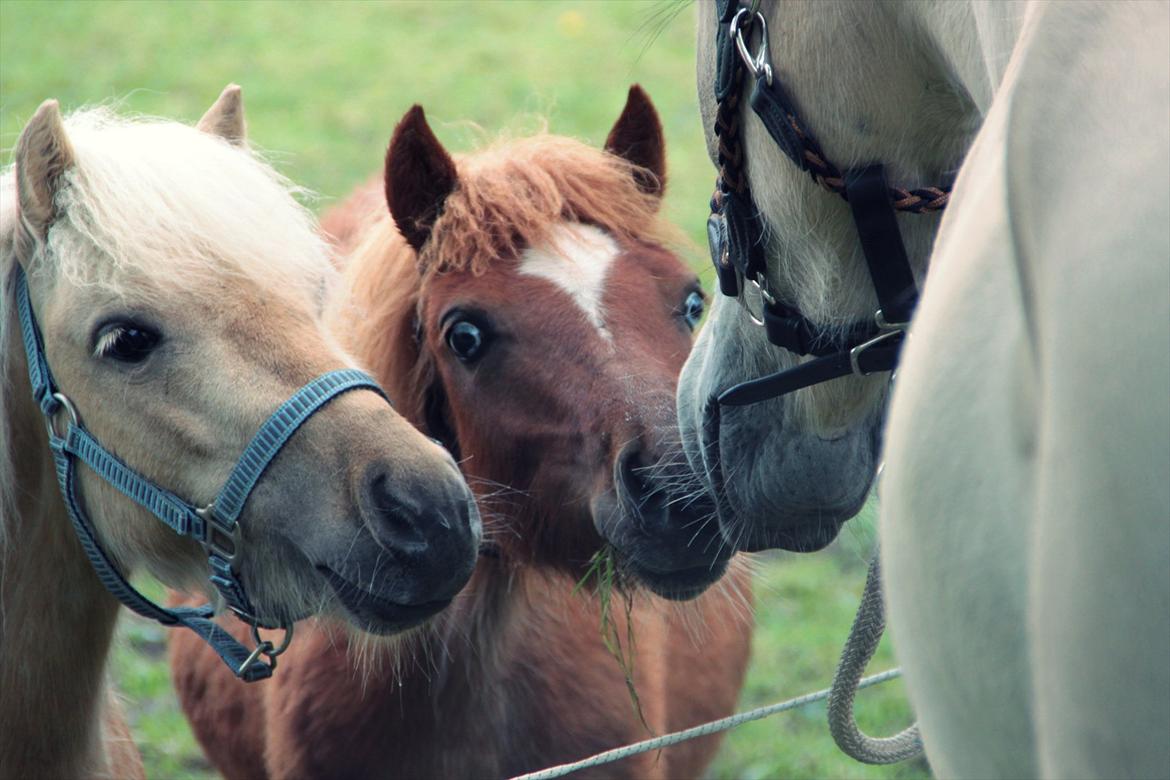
[15,264,388,681]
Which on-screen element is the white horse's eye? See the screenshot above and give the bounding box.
[95,322,162,363]
[682,291,705,330]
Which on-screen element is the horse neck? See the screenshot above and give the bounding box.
[0,314,122,777]
[745,1,1024,323]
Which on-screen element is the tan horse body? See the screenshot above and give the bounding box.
[171,88,752,779]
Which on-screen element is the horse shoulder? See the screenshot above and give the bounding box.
[1004,4,1170,777]
[880,13,1045,776]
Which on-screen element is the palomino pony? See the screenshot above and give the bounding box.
[0,87,482,778]
[677,2,1169,778]
[170,87,752,779]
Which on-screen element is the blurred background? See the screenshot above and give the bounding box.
[0,2,925,778]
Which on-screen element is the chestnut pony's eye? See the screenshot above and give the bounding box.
[96,323,161,364]
[446,320,487,362]
[682,291,705,330]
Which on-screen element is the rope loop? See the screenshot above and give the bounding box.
[827,554,924,763]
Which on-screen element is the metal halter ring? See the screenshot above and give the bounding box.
[730,7,773,86]
[238,620,295,676]
[45,392,80,440]
[739,272,777,327]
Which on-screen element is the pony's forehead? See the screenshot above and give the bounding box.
[13,108,332,298]
[422,132,678,277]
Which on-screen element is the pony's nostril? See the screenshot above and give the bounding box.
[365,472,430,553]
[618,447,649,499]
[618,446,669,521]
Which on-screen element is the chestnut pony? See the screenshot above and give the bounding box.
[170,87,752,779]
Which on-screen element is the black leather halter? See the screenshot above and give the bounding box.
[707,0,951,407]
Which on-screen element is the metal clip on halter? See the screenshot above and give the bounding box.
[44,391,79,439]
[239,621,295,677]
[730,6,773,86]
[739,273,777,327]
[197,503,241,564]
[849,310,909,377]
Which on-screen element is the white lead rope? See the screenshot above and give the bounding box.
[507,668,905,780]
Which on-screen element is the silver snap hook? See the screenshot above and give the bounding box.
[730,8,773,86]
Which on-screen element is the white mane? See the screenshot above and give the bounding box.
[0,106,337,541]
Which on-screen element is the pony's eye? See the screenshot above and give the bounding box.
[95,323,161,364]
[682,291,705,330]
[446,320,487,362]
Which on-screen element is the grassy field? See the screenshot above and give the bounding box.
[2,2,929,778]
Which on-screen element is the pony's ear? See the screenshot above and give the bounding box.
[604,84,666,199]
[196,84,247,145]
[15,99,76,244]
[384,105,458,252]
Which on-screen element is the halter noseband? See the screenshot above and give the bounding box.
[15,265,389,681]
[707,0,951,407]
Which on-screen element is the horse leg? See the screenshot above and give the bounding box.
[168,592,270,780]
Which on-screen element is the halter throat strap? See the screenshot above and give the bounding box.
[14,265,388,681]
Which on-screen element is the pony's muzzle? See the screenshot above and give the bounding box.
[358,459,481,603]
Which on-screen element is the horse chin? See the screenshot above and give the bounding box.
[590,486,731,602]
[316,565,453,635]
[708,421,876,553]
[677,359,882,554]
[618,557,729,602]
[734,516,848,553]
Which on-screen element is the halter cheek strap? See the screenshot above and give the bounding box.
[15,265,388,681]
[708,1,950,406]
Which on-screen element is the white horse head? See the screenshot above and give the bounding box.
[679,2,979,552]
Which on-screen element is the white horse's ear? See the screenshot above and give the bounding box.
[197,84,247,145]
[15,99,76,243]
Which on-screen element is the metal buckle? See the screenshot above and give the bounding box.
[738,272,776,326]
[875,309,909,332]
[730,7,773,85]
[849,330,902,376]
[197,503,241,564]
[237,620,295,677]
[44,392,80,440]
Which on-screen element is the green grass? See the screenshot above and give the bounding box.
[2,2,930,777]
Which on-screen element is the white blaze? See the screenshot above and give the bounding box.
[518,223,619,337]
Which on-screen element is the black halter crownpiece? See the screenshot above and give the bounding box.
[707,0,951,407]
[15,264,391,681]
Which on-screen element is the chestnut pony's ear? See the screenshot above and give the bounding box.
[384,105,458,252]
[196,84,247,145]
[15,99,75,246]
[604,84,666,199]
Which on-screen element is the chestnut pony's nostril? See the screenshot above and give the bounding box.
[617,444,667,517]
